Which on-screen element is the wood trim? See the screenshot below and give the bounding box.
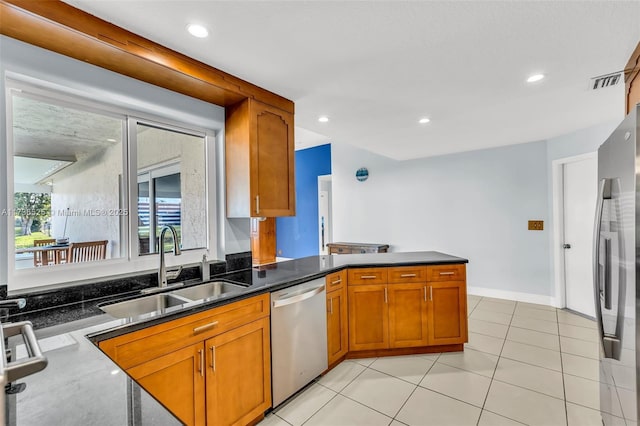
[625,41,640,114]
[345,344,464,359]
[0,0,294,113]
[250,217,276,266]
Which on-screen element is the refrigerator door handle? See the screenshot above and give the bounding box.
[592,178,622,360]
[604,238,612,310]
[593,179,610,357]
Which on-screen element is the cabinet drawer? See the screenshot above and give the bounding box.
[329,246,350,254]
[99,293,270,369]
[348,268,388,285]
[388,266,427,283]
[326,270,347,291]
[426,264,466,282]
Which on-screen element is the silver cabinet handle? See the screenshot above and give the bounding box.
[210,346,216,372]
[256,195,260,214]
[423,286,427,302]
[331,279,342,286]
[401,273,417,278]
[330,297,333,315]
[384,287,388,303]
[273,285,325,308]
[198,349,204,377]
[360,275,377,279]
[439,271,455,276]
[429,286,433,301]
[193,321,219,335]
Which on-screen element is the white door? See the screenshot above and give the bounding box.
[318,175,332,255]
[563,156,597,316]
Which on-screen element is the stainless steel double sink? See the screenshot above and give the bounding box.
[99,281,247,319]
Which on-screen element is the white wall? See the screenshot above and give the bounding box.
[332,119,623,302]
[332,140,553,299]
[51,144,123,258]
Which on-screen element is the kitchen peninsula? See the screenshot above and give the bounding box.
[11,251,468,426]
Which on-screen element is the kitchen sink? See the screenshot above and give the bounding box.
[99,293,190,319]
[99,281,248,319]
[169,281,246,301]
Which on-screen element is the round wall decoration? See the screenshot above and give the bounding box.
[355,167,369,182]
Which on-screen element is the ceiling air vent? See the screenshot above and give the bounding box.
[590,71,623,90]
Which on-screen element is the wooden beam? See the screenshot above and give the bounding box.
[0,0,294,113]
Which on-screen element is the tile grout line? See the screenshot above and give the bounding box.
[555,307,571,426]
[266,299,597,426]
[388,355,440,422]
[298,361,370,425]
[477,296,513,425]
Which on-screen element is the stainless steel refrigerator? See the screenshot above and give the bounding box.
[594,104,638,424]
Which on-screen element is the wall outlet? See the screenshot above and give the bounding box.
[528,220,544,231]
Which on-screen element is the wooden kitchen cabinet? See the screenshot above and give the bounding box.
[226,98,295,217]
[128,343,206,426]
[99,294,271,426]
[427,281,468,345]
[326,271,348,365]
[345,264,467,355]
[388,283,429,348]
[205,317,271,426]
[348,284,389,351]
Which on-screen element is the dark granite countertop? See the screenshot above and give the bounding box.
[11,251,467,425]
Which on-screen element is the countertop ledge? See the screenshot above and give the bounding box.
[88,251,468,343]
[10,251,467,426]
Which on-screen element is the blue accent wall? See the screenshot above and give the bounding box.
[276,144,331,258]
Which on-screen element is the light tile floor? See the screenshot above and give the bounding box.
[260,295,630,426]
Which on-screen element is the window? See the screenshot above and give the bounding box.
[11,91,125,270]
[133,122,207,255]
[6,81,214,290]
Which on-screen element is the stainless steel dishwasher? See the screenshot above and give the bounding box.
[271,278,327,407]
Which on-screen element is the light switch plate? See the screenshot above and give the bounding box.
[528,220,544,231]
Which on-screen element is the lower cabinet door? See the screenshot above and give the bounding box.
[348,284,389,351]
[428,281,468,345]
[127,343,206,426]
[205,317,272,426]
[327,286,348,365]
[388,283,429,348]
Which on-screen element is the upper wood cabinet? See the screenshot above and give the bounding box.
[226,98,295,217]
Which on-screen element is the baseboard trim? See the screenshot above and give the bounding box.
[468,286,558,307]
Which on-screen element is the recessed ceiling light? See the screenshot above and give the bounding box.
[187,24,209,38]
[106,138,116,142]
[527,74,545,83]
[318,116,329,123]
[418,117,430,124]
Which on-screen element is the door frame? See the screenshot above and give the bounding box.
[317,174,332,255]
[551,151,597,309]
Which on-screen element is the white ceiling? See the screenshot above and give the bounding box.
[64,0,640,160]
